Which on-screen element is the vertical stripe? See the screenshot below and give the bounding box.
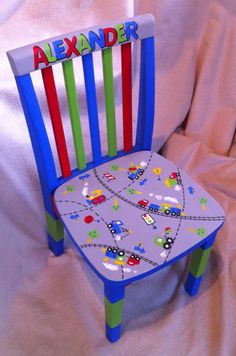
[62,60,86,170]
[41,66,71,178]
[102,48,117,157]
[121,43,132,152]
[136,37,155,150]
[82,54,102,164]
[15,74,58,216]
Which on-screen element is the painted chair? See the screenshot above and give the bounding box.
[7,14,225,342]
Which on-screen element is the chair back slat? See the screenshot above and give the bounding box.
[15,74,57,215]
[82,53,102,164]
[41,66,71,178]
[102,48,117,157]
[121,42,132,152]
[136,37,155,150]
[8,14,155,204]
[62,60,86,170]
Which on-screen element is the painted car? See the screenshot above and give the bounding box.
[148,203,160,212]
[91,194,106,205]
[128,168,144,180]
[153,236,174,250]
[164,171,182,188]
[104,247,126,266]
[127,254,140,266]
[108,220,124,235]
[138,199,149,208]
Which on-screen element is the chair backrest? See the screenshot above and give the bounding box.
[7,14,155,216]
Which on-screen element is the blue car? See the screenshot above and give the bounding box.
[148,203,160,212]
[108,220,124,234]
[128,168,144,180]
[170,207,181,216]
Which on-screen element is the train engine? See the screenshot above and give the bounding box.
[128,168,144,180]
[107,220,131,241]
[103,247,140,267]
[164,171,182,188]
[153,227,174,250]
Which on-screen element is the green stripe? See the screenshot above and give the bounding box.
[102,48,117,157]
[105,297,123,328]
[45,212,64,242]
[189,247,212,278]
[62,60,86,170]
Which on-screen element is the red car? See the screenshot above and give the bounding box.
[91,195,106,205]
[127,254,140,266]
[138,199,149,208]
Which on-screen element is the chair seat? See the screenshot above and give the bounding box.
[54,150,225,283]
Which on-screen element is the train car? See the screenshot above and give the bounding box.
[105,247,118,260]
[153,236,174,250]
[127,254,140,266]
[128,168,144,180]
[160,203,172,215]
[148,203,160,212]
[108,220,124,235]
[169,207,181,216]
[164,171,182,188]
[104,247,142,268]
[114,250,126,265]
[138,199,149,208]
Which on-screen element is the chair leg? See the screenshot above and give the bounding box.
[185,232,217,296]
[104,283,125,342]
[45,211,64,256]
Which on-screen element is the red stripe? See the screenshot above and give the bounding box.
[121,43,132,152]
[41,67,71,178]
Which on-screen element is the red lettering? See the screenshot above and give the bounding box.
[64,36,80,58]
[33,46,49,70]
[103,28,118,47]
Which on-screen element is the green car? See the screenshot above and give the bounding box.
[154,236,174,250]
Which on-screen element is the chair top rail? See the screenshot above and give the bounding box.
[7,14,155,76]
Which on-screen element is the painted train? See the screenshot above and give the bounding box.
[104,247,141,266]
[138,199,182,216]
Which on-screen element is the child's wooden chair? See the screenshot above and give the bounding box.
[7,14,225,342]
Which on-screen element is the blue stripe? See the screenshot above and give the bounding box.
[136,37,155,150]
[105,323,122,342]
[185,272,203,297]
[104,283,125,303]
[82,54,102,164]
[48,234,64,256]
[15,74,58,216]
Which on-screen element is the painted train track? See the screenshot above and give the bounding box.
[93,168,225,222]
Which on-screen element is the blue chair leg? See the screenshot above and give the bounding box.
[104,283,125,342]
[185,231,217,296]
[45,212,64,256]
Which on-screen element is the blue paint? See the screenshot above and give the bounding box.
[134,245,145,254]
[15,74,58,216]
[79,173,90,181]
[88,29,105,51]
[125,21,139,40]
[135,37,155,150]
[106,323,121,342]
[201,231,216,250]
[82,54,102,165]
[188,186,195,194]
[139,178,147,186]
[104,283,125,303]
[48,234,64,256]
[53,40,66,60]
[185,272,203,296]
